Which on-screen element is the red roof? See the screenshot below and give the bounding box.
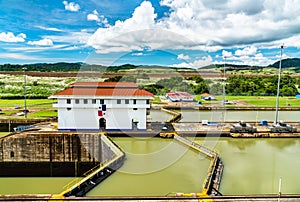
[70,82,138,88]
[51,82,153,98]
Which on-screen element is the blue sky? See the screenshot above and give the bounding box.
[1,0,300,67]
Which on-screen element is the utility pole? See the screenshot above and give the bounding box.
[275,45,284,124]
[222,56,227,106]
[22,67,27,119]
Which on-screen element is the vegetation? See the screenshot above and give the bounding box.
[269,58,300,68]
[0,74,74,99]
[28,110,57,118]
[0,99,57,120]
[0,99,55,108]
[217,96,300,108]
[0,62,197,73]
[1,58,300,74]
[0,132,10,138]
[141,76,209,95]
[104,73,149,83]
[0,62,82,72]
[0,60,300,121]
[225,75,298,96]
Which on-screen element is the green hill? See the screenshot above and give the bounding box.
[269,58,300,68]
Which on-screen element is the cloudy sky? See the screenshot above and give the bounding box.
[0,0,300,67]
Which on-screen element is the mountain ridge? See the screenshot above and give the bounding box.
[0,58,300,72]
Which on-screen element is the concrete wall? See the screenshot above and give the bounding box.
[0,132,120,176]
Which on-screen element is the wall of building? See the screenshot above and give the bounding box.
[58,108,99,130]
[105,108,147,130]
[56,98,150,130]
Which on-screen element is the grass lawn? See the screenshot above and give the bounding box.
[0,110,18,116]
[0,132,10,138]
[0,99,56,119]
[0,99,55,108]
[151,96,164,104]
[215,96,300,107]
[28,110,57,118]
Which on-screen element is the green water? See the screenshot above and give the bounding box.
[0,177,73,194]
[149,110,300,122]
[87,138,210,196]
[1,136,300,195]
[213,138,300,194]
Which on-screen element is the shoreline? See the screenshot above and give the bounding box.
[153,105,300,111]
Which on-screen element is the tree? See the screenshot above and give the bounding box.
[210,83,223,95]
[193,82,209,94]
[225,75,298,96]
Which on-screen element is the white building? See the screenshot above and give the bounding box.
[49,82,154,131]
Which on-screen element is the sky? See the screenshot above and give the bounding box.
[0,0,300,68]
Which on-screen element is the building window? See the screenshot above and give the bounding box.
[66,99,71,104]
[125,99,129,104]
[75,99,80,104]
[117,99,121,104]
[67,108,71,111]
[92,99,96,104]
[84,99,88,104]
[100,99,104,104]
[146,100,150,104]
[133,108,138,111]
[133,99,137,104]
[10,151,14,158]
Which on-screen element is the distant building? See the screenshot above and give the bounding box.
[200,93,215,101]
[166,91,194,102]
[49,82,154,131]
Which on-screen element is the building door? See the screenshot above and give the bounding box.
[132,119,138,130]
[99,118,106,130]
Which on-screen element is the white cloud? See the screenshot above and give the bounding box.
[228,0,265,15]
[28,38,53,46]
[87,10,100,22]
[235,46,257,56]
[87,1,159,53]
[222,50,233,58]
[45,30,91,44]
[0,52,81,63]
[132,52,144,56]
[0,32,26,42]
[63,1,80,12]
[86,0,300,60]
[87,10,109,26]
[35,26,63,32]
[0,53,43,61]
[177,53,190,60]
[216,50,276,66]
[171,55,213,68]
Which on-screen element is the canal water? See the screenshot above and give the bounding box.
[87,137,210,196]
[150,110,300,122]
[0,110,300,195]
[1,137,300,195]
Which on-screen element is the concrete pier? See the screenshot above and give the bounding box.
[57,135,125,197]
[1,194,300,201]
[174,135,224,196]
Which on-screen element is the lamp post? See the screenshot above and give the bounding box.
[222,56,227,106]
[278,176,282,202]
[275,45,284,124]
[22,67,27,119]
